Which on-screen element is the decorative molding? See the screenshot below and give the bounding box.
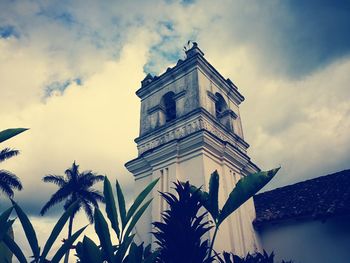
[173,89,187,100]
[218,109,238,119]
[137,114,245,155]
[147,105,164,115]
[207,91,218,102]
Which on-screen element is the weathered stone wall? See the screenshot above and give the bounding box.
[139,69,199,136]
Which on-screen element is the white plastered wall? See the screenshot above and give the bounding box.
[133,148,260,256]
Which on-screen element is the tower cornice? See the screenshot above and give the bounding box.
[125,129,259,179]
[134,107,250,156]
[136,50,244,105]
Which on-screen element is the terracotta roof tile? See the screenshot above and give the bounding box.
[253,169,350,228]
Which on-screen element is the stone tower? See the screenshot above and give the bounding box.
[125,43,260,255]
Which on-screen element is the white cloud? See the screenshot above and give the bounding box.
[1,28,157,213]
[1,1,350,261]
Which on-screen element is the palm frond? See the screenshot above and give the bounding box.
[82,199,94,223]
[0,148,19,163]
[63,196,82,218]
[40,187,72,215]
[42,175,67,187]
[0,170,23,191]
[78,172,104,187]
[65,161,79,181]
[82,190,104,205]
[0,178,15,197]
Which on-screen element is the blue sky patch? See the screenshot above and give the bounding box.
[44,78,82,97]
[0,25,19,38]
[36,7,76,28]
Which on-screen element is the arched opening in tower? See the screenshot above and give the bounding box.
[162,92,176,122]
[215,92,228,118]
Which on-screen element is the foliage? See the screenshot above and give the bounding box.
[76,239,158,263]
[0,227,13,263]
[0,128,28,199]
[123,242,158,263]
[0,128,28,143]
[40,161,104,263]
[0,201,86,263]
[40,161,105,222]
[0,168,283,263]
[0,128,27,262]
[188,168,280,257]
[218,250,293,263]
[75,176,159,263]
[152,181,214,263]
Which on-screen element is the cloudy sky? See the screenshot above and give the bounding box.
[1,0,350,260]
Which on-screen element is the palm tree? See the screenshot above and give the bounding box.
[40,161,104,263]
[0,148,23,198]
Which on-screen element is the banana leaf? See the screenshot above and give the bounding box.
[0,128,28,143]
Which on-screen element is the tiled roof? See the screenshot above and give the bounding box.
[253,169,350,228]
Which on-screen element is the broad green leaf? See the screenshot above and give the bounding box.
[3,234,27,263]
[0,240,13,263]
[0,207,13,223]
[116,180,127,227]
[208,170,219,221]
[218,168,280,225]
[0,225,14,263]
[114,234,135,262]
[127,242,143,263]
[0,128,28,143]
[123,199,152,241]
[0,219,15,241]
[187,184,211,213]
[104,177,120,239]
[143,250,160,263]
[40,201,79,260]
[51,225,87,263]
[144,244,152,258]
[11,200,40,259]
[94,208,114,263]
[82,236,102,263]
[125,178,159,224]
[75,241,84,261]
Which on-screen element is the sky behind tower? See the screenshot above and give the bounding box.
[1,0,350,259]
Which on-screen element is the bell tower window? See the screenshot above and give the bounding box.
[215,93,228,118]
[162,92,176,122]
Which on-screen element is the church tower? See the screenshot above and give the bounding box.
[125,43,260,255]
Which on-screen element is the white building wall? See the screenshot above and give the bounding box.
[133,146,260,255]
[134,174,153,244]
[258,215,350,263]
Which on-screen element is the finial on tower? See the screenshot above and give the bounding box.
[141,73,154,87]
[184,40,204,58]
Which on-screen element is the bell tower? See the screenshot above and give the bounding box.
[125,43,260,255]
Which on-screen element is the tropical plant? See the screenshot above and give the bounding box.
[152,181,214,263]
[0,128,28,199]
[75,176,159,263]
[218,250,293,263]
[0,201,86,263]
[76,239,157,263]
[40,161,104,263]
[187,168,280,258]
[0,128,27,262]
[123,242,155,263]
